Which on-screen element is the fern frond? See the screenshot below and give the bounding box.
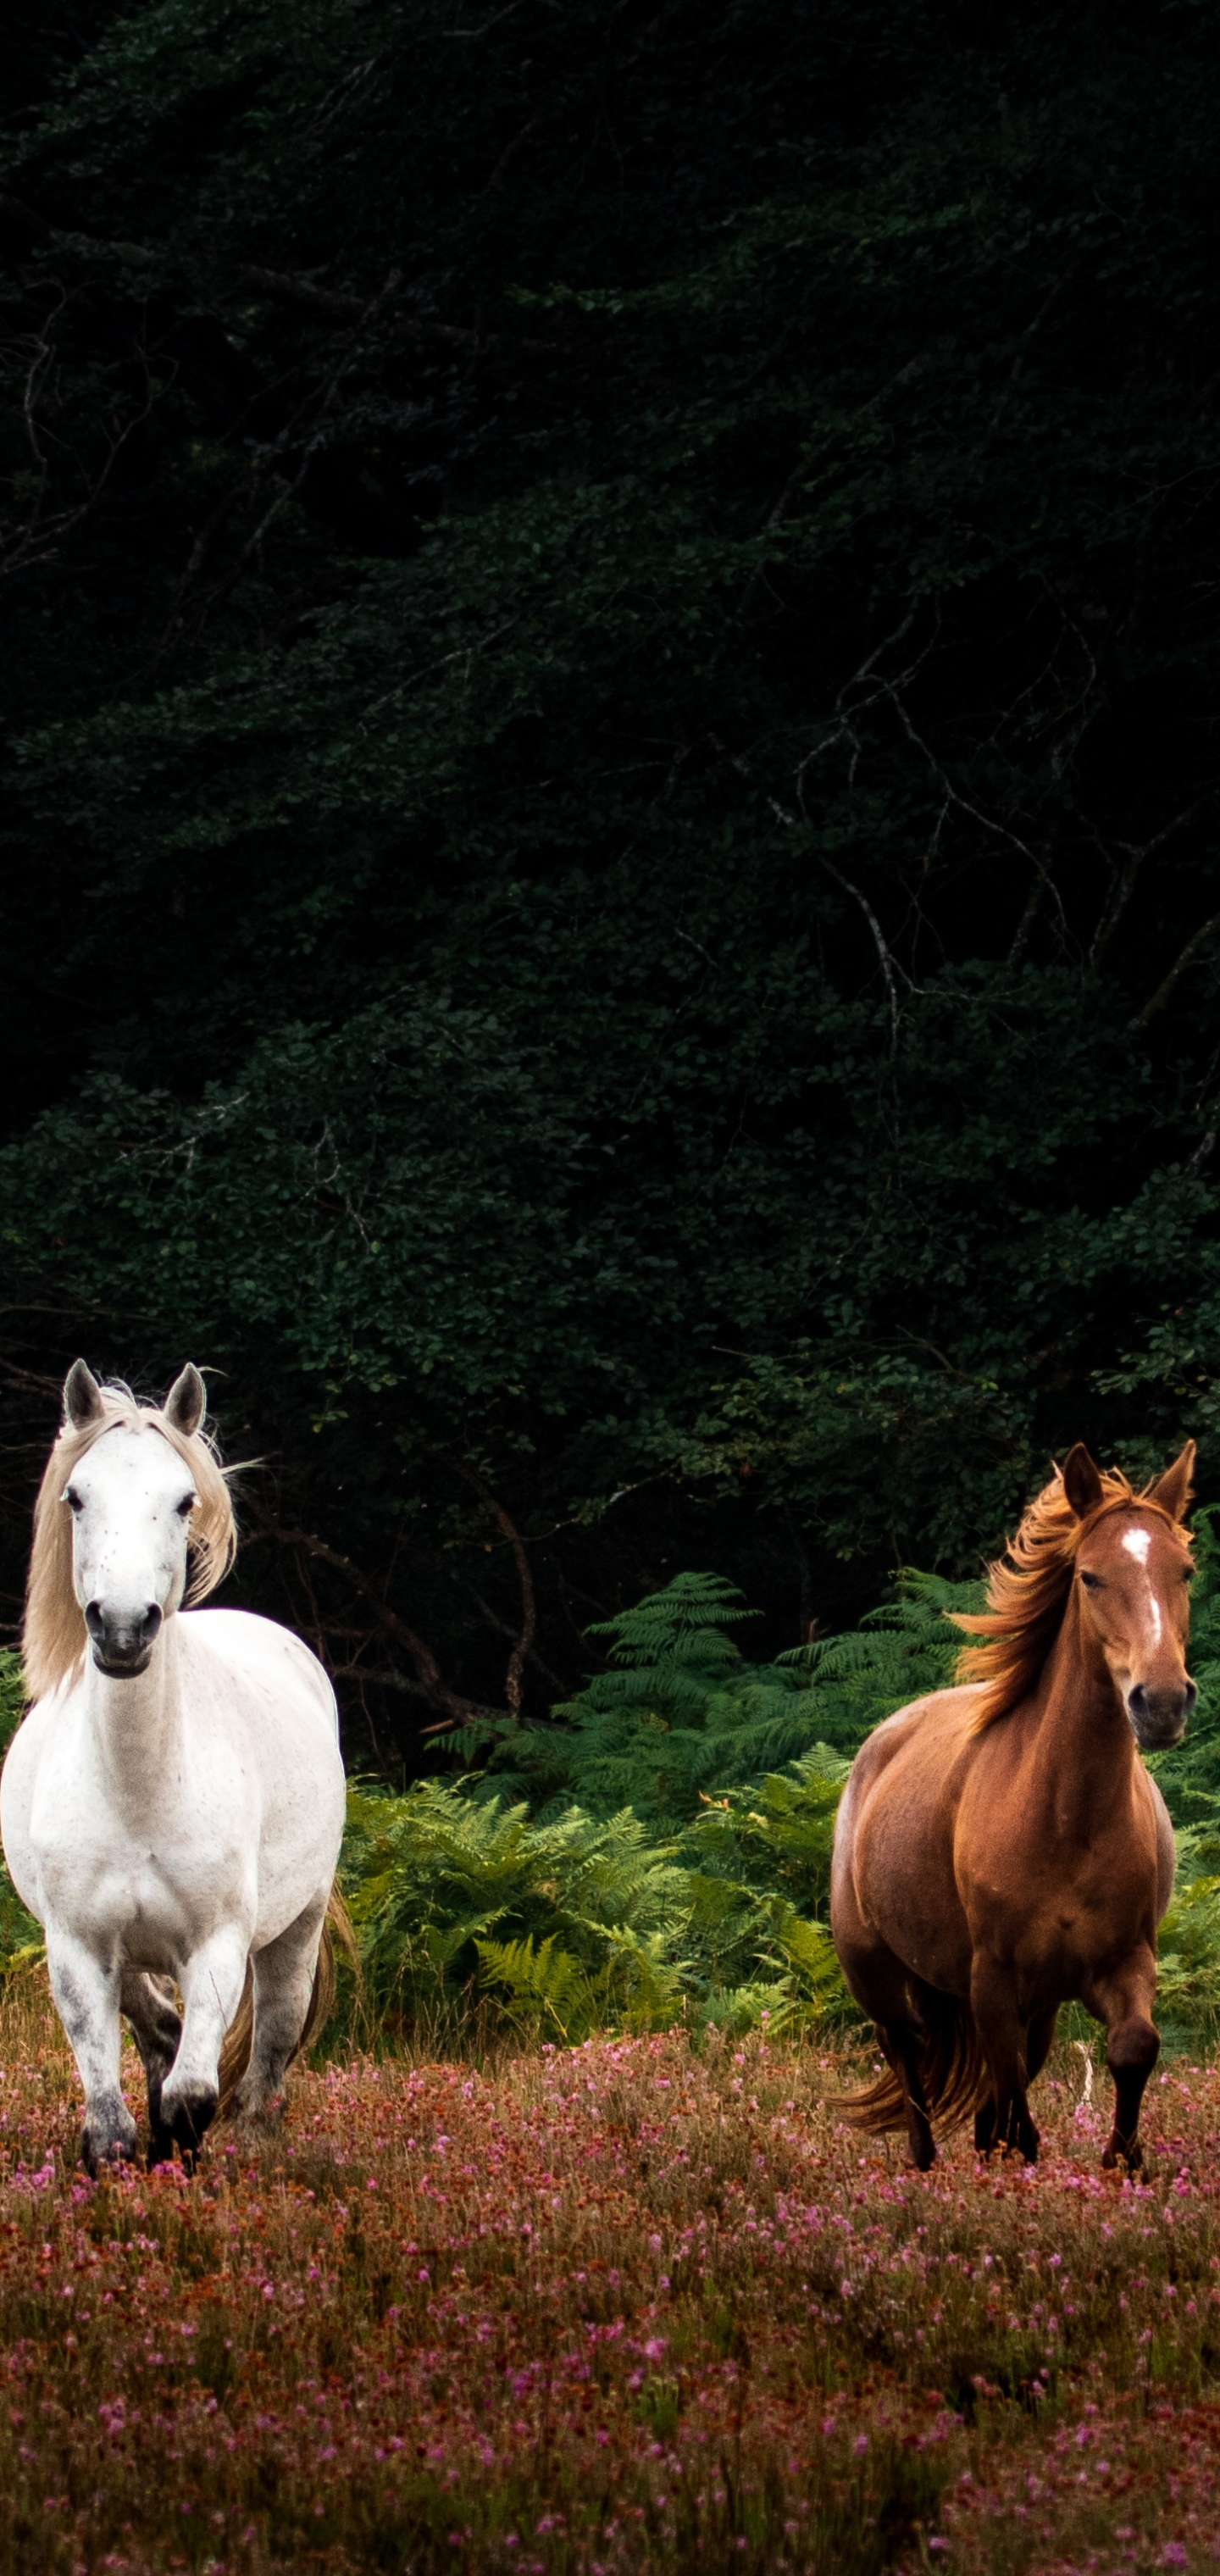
[475,1933,595,2036]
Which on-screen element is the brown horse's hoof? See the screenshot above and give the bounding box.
[1102,2134,1143,2172]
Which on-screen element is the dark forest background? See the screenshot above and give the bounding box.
[1,0,1219,1769]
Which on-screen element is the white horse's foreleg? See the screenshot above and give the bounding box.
[160,1925,249,2157]
[46,1929,136,2174]
[121,1970,183,2168]
[234,1892,329,2123]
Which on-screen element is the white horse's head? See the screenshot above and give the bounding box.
[17,1357,240,1690]
[60,1361,208,1675]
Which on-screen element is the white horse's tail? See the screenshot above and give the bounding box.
[217,1882,359,2118]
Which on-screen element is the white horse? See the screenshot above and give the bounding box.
[0,1362,347,2171]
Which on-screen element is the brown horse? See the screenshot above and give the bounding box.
[830,1441,1196,2170]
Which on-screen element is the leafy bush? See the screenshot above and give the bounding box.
[341,1780,690,2046]
[341,1569,986,2045]
[485,1565,984,1824]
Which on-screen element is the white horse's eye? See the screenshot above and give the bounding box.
[63,1486,83,1513]
[177,1494,198,1518]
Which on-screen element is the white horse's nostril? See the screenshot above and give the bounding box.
[85,1600,163,1668]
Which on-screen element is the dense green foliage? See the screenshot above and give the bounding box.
[336,1565,963,2043]
[3,2,1220,1753]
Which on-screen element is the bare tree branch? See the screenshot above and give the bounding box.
[714,729,908,1052]
[449,1460,538,1721]
[1089,800,1207,964]
[1130,911,1220,1030]
[242,1497,503,1727]
[0,297,166,584]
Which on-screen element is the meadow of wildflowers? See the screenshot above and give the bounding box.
[0,1986,1212,2576]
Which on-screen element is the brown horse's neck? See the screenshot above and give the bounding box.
[1025,1583,1138,1834]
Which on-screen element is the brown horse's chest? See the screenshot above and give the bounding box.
[958,1790,1159,1984]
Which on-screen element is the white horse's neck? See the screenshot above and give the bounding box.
[81,1614,184,1804]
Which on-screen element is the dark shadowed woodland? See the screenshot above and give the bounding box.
[3,0,1220,1779]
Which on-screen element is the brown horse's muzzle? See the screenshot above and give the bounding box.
[1126,1679,1195,1749]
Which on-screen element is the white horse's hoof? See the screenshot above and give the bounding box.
[81,2095,138,2176]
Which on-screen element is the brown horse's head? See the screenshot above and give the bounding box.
[1066,1441,1197,1749]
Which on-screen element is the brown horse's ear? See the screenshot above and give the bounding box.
[1062,1442,1105,1519]
[1147,1438,1196,1524]
[64,1358,105,1430]
[164,1364,206,1438]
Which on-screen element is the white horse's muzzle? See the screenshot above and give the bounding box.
[84,1600,164,1676]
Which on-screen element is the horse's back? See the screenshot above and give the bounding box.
[178,1607,338,1740]
[175,1609,344,1944]
[836,1684,984,1845]
[831,1685,984,1999]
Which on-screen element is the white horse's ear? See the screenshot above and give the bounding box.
[64,1359,105,1430]
[164,1364,206,1438]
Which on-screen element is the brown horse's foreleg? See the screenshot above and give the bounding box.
[970,1957,1040,2162]
[1087,1950,1160,2170]
[974,2007,1056,2155]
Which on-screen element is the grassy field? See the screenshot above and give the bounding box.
[0,1988,1213,2574]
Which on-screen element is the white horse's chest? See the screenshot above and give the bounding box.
[51,1840,240,1969]
[30,1749,255,1968]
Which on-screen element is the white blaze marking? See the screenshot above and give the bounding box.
[1122,1524,1162,1643]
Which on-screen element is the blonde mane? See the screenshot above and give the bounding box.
[23,1386,236,1703]
[952,1463,1194,1730]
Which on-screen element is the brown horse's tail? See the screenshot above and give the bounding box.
[216,1882,361,2120]
[835,1984,987,2136]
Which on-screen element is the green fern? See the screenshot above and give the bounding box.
[342,1779,690,2035]
[474,1933,596,2039]
[491,1568,944,1824]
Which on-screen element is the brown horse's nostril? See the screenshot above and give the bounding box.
[1127,1679,1194,1745]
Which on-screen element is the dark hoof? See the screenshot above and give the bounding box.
[146,2077,169,2169]
[1102,2134,1142,2173]
[160,2084,218,2171]
[81,2128,137,2179]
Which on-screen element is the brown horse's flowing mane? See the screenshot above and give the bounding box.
[24,1386,236,1704]
[952,1463,1194,1731]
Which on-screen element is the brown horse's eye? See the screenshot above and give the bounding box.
[1079,1570,1103,1591]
